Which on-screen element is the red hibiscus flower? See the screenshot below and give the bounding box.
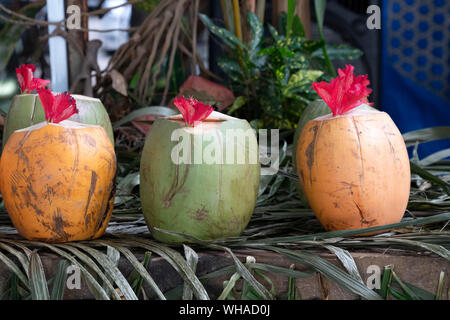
[173,96,214,127]
[37,88,78,124]
[312,65,373,116]
[16,64,50,94]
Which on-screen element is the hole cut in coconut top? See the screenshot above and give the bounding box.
[70,94,102,102]
[166,111,245,134]
[167,111,238,123]
[314,105,382,121]
[15,120,100,133]
[16,93,101,103]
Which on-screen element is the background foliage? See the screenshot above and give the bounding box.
[200,2,362,129]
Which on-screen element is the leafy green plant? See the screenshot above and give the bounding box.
[200,5,362,129]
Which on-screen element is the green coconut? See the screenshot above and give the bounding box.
[2,94,114,148]
[140,111,260,243]
[293,99,376,206]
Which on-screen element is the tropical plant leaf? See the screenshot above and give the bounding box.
[217,56,244,80]
[199,265,236,281]
[0,248,29,289]
[50,244,117,300]
[312,44,363,60]
[435,271,445,300]
[252,269,277,298]
[123,238,210,300]
[182,244,198,300]
[251,263,312,279]
[218,272,241,300]
[269,247,382,300]
[286,0,296,38]
[126,251,151,297]
[214,245,273,300]
[385,239,449,260]
[393,280,436,300]
[244,212,450,245]
[0,240,33,259]
[29,250,49,300]
[391,270,420,300]
[403,127,450,147]
[292,15,305,37]
[67,243,138,300]
[410,162,450,194]
[115,172,140,205]
[287,69,323,89]
[268,24,280,41]
[323,245,364,284]
[109,245,165,300]
[313,0,336,76]
[199,13,247,50]
[112,106,177,128]
[5,274,21,300]
[103,245,121,293]
[419,149,450,167]
[227,96,247,115]
[301,40,325,54]
[389,286,408,300]
[247,12,263,53]
[287,264,301,300]
[0,241,30,279]
[50,259,70,300]
[313,0,326,38]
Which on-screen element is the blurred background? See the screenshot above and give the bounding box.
[0,0,448,157]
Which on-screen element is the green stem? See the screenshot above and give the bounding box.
[314,0,336,77]
[321,43,336,77]
[286,0,296,38]
[232,0,243,41]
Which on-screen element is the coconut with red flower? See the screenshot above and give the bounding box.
[0,88,116,242]
[296,65,410,232]
[3,64,114,148]
[140,96,260,243]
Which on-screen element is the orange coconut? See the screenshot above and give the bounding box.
[0,120,116,242]
[296,109,410,231]
[296,65,410,232]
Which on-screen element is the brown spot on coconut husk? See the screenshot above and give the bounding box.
[52,208,71,241]
[305,124,319,185]
[84,171,98,220]
[192,207,208,221]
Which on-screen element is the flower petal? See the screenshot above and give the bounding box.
[174,96,193,126]
[16,65,33,93]
[16,64,50,94]
[52,92,78,123]
[192,100,213,126]
[37,87,55,122]
[32,78,51,91]
[174,96,213,127]
[37,89,78,123]
[312,64,372,116]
